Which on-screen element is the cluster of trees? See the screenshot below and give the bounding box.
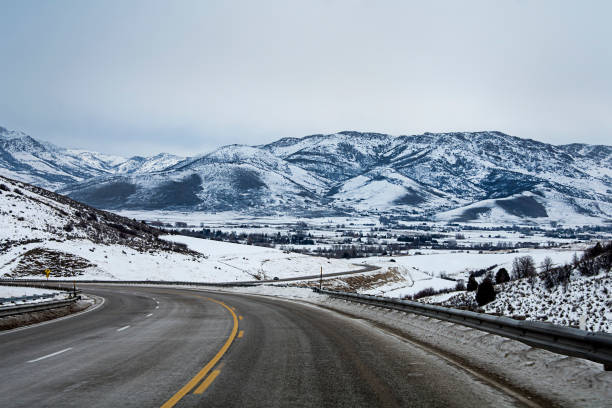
[308,243,413,258]
[538,242,612,291]
[174,228,315,246]
[397,233,446,244]
[466,274,496,306]
[463,241,612,307]
[397,241,611,310]
[544,225,612,240]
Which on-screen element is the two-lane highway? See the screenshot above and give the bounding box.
[0,285,534,407]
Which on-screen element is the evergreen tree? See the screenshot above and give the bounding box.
[495,268,510,284]
[467,274,478,291]
[476,277,496,306]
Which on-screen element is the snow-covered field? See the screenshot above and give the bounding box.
[0,236,358,282]
[159,235,357,281]
[344,248,581,298]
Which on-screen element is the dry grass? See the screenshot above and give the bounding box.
[302,267,405,292]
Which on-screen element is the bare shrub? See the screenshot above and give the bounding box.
[512,255,536,280]
[412,287,436,299]
[455,280,466,291]
[578,257,598,276]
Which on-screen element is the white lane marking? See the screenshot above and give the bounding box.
[155,306,159,309]
[117,325,130,332]
[28,347,73,363]
[145,313,153,317]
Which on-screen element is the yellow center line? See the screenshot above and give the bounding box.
[239,315,243,320]
[238,330,244,338]
[193,369,221,394]
[160,296,238,408]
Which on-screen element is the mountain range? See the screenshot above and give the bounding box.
[1,126,611,223]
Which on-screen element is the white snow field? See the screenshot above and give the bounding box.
[0,237,357,282]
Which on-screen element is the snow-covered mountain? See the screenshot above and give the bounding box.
[61,144,329,212]
[2,126,611,222]
[0,126,183,190]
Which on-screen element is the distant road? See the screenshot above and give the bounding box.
[0,285,533,407]
[250,263,380,284]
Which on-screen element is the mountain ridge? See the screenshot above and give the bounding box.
[1,125,610,223]
[0,126,184,190]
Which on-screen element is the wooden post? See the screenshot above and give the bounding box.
[319,266,322,290]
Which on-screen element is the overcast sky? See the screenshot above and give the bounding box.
[1,0,611,156]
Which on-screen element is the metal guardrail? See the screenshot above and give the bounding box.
[0,264,378,288]
[0,282,81,317]
[0,298,79,318]
[0,293,57,304]
[0,281,82,292]
[0,279,258,287]
[313,288,612,370]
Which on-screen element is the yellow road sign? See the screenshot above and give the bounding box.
[45,269,51,278]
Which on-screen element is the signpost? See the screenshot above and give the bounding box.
[45,269,51,280]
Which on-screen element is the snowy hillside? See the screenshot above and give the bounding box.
[482,272,612,332]
[0,175,356,281]
[111,153,184,174]
[436,190,611,225]
[415,243,612,333]
[433,268,612,333]
[59,145,329,211]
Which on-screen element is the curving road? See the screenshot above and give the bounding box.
[0,285,531,407]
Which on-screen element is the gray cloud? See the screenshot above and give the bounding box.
[1,0,611,156]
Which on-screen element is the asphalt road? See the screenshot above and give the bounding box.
[242,263,380,284]
[0,285,531,407]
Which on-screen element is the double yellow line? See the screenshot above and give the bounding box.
[161,297,239,408]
